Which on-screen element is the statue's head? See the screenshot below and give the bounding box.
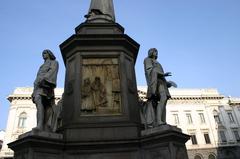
[148,48,158,59]
[84,78,91,85]
[42,49,56,60]
[94,77,101,85]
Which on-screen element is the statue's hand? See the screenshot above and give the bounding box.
[165,72,172,76]
[37,77,44,86]
[40,80,46,86]
[167,81,177,88]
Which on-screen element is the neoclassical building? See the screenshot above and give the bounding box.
[0,131,5,151]
[0,87,240,159]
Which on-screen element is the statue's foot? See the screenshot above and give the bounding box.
[32,127,41,132]
[147,124,154,129]
[84,14,90,18]
[157,122,166,126]
[34,125,43,131]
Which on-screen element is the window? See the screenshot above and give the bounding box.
[233,130,240,142]
[214,115,221,124]
[190,134,198,145]
[199,113,205,124]
[204,133,211,144]
[227,112,235,123]
[213,110,221,124]
[219,131,227,142]
[208,154,216,159]
[186,113,193,124]
[194,155,202,159]
[173,114,179,125]
[18,112,27,128]
[0,140,3,150]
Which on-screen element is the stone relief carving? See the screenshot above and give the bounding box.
[82,78,94,111]
[91,77,108,109]
[81,58,121,115]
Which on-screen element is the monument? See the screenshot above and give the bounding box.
[8,1,190,159]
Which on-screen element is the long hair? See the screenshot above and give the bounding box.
[148,48,158,58]
[42,49,56,60]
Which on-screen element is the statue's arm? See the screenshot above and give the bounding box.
[144,58,153,84]
[144,58,153,72]
[43,61,59,84]
[164,72,172,77]
[47,61,58,75]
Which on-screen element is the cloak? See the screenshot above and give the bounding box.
[88,0,115,21]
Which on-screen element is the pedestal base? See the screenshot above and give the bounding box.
[141,125,189,159]
[9,125,189,159]
[9,129,63,159]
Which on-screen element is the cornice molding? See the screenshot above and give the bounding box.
[8,96,61,102]
[137,90,224,102]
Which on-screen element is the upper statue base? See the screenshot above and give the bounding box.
[75,22,124,35]
[85,14,115,23]
[18,128,63,140]
[141,124,182,136]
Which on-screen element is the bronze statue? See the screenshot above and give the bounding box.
[144,48,173,127]
[32,49,59,131]
[85,0,115,22]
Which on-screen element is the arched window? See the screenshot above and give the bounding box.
[208,154,216,159]
[194,155,202,159]
[18,112,27,128]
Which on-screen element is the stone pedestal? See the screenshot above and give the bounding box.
[62,125,189,159]
[141,125,189,159]
[59,22,141,143]
[9,125,189,159]
[8,129,63,159]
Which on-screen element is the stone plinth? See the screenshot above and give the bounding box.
[8,130,63,159]
[141,125,190,159]
[9,125,189,159]
[59,22,141,143]
[18,128,63,140]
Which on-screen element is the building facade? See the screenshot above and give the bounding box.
[138,86,240,159]
[0,131,5,151]
[0,88,62,159]
[0,87,240,159]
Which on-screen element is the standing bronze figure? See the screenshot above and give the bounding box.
[32,50,59,131]
[144,48,172,127]
[85,0,115,22]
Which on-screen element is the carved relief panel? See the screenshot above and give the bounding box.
[81,58,121,115]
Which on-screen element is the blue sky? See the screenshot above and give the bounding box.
[0,0,239,130]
